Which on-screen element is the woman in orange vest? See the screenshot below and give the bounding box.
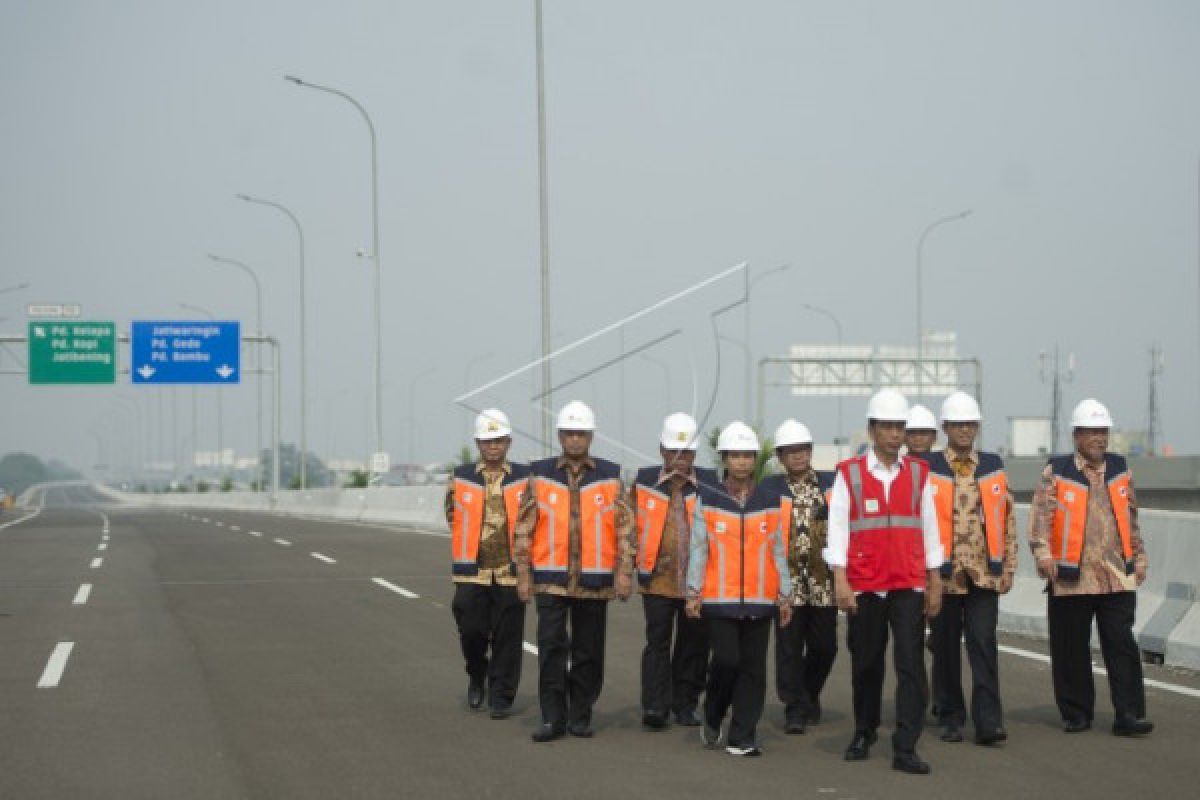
[444,409,530,719]
[686,421,792,757]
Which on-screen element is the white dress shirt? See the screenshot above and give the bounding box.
[823,448,944,595]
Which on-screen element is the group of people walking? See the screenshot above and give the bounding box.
[444,389,1153,775]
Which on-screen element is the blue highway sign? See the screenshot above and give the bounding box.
[131,320,241,384]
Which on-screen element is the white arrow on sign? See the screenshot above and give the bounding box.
[137,365,156,379]
[215,365,234,379]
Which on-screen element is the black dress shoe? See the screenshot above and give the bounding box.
[939,722,964,742]
[467,681,485,710]
[1112,717,1154,736]
[976,727,1007,745]
[567,721,594,738]
[784,716,807,735]
[642,710,668,731]
[489,704,512,720]
[531,723,566,743]
[673,708,702,727]
[806,701,822,725]
[1063,718,1092,734]
[892,751,931,775]
[844,729,877,761]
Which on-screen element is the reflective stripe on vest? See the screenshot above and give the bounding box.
[450,475,526,576]
[634,483,696,584]
[840,455,927,592]
[1050,467,1135,579]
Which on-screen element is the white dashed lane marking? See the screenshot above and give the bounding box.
[37,642,75,689]
[371,578,418,598]
[311,552,336,564]
[73,584,92,605]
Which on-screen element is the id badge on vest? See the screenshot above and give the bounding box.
[864,498,880,514]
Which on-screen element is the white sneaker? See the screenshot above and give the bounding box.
[725,744,763,757]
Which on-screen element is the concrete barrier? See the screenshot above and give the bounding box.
[999,503,1200,670]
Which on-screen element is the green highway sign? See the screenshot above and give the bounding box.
[28,320,117,384]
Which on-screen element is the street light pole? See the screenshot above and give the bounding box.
[916,209,972,396]
[208,254,264,488]
[284,75,384,468]
[179,303,224,480]
[535,0,553,456]
[237,193,308,488]
[801,302,845,450]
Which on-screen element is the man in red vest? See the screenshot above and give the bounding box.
[1029,398,1152,737]
[826,389,945,775]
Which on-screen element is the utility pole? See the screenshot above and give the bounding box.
[1147,344,1164,455]
[1040,347,1075,454]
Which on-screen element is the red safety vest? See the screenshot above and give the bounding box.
[838,454,929,592]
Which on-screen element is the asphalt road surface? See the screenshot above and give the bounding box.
[2,486,1197,799]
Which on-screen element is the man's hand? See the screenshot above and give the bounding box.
[997,573,1014,594]
[1036,556,1057,581]
[925,574,943,619]
[834,571,857,615]
[1135,562,1147,587]
[778,602,793,628]
[685,595,703,618]
[516,571,532,603]
[615,571,632,601]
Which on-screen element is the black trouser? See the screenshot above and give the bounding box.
[641,593,709,715]
[704,615,772,748]
[775,605,838,720]
[451,582,526,708]
[928,582,1002,733]
[847,589,927,754]
[1047,591,1145,723]
[534,594,608,728]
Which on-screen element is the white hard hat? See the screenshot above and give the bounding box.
[773,418,813,448]
[474,409,512,440]
[717,421,760,453]
[1071,398,1113,430]
[939,391,982,424]
[867,388,910,422]
[556,400,596,431]
[659,412,699,451]
[906,404,938,431]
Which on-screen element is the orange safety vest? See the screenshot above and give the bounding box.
[528,457,623,588]
[449,463,529,576]
[927,451,1009,576]
[696,482,783,618]
[632,465,710,586]
[1047,453,1136,581]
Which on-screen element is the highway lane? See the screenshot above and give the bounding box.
[1,496,1197,799]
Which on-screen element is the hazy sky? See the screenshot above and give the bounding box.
[2,1,1199,474]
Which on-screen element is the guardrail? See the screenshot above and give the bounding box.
[58,484,1200,671]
